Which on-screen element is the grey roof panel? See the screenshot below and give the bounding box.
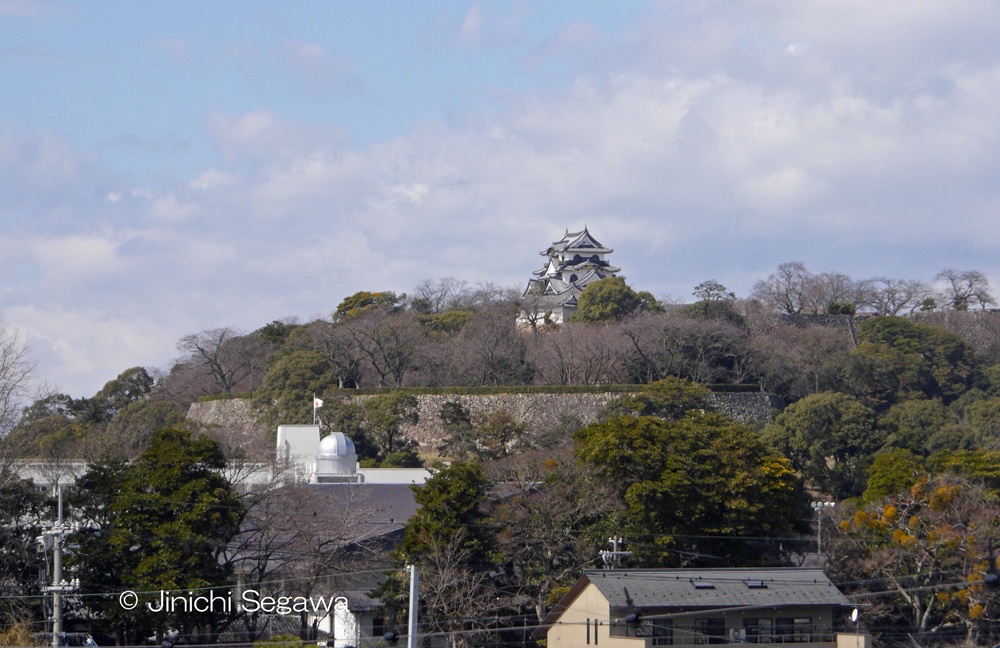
[584,568,850,610]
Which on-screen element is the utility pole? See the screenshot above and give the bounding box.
[600,536,632,570]
[52,484,63,647]
[41,484,79,648]
[810,501,835,554]
[407,565,419,648]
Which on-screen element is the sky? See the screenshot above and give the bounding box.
[3,0,1000,398]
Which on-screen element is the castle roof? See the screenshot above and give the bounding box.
[541,226,613,256]
[520,227,620,321]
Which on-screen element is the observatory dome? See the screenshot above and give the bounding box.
[317,432,356,459]
[315,432,358,481]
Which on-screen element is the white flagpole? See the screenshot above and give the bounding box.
[313,394,317,425]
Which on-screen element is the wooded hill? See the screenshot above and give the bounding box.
[5,265,1000,644]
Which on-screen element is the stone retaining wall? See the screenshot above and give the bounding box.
[188,390,781,455]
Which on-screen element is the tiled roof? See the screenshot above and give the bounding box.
[585,568,850,610]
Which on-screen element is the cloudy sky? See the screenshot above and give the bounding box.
[3,0,1000,397]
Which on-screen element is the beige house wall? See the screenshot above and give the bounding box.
[546,583,844,648]
[547,583,647,648]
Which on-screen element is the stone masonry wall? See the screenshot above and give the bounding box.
[188,391,782,456]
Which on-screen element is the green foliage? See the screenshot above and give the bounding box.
[928,449,1000,491]
[102,399,186,456]
[361,391,420,460]
[333,291,402,321]
[418,310,473,339]
[862,448,927,503]
[251,349,337,430]
[439,401,472,428]
[381,449,423,467]
[692,279,735,301]
[879,399,949,456]
[475,411,527,460]
[89,366,154,422]
[437,401,476,459]
[826,301,856,315]
[846,316,975,408]
[575,412,805,566]
[636,290,664,314]
[254,634,306,648]
[762,391,881,498]
[602,377,711,420]
[254,320,298,346]
[70,428,244,643]
[400,462,494,564]
[437,402,527,461]
[0,478,49,625]
[570,277,644,322]
[7,393,82,457]
[677,298,746,327]
[955,395,1000,441]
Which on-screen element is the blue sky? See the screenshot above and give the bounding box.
[3,0,1000,397]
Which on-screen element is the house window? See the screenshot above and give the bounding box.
[743,618,773,644]
[693,618,725,644]
[775,617,812,643]
[372,616,385,638]
[636,619,672,646]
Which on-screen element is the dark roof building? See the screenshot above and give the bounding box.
[539,568,866,647]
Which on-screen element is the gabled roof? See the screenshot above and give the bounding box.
[536,568,849,638]
[585,568,849,609]
[541,227,613,256]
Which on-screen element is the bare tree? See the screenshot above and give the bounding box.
[410,277,469,314]
[936,268,996,311]
[176,327,272,394]
[487,447,619,621]
[530,322,628,385]
[457,303,533,386]
[346,308,423,387]
[805,271,861,313]
[0,319,35,479]
[751,261,814,314]
[620,313,686,382]
[0,319,33,438]
[292,320,368,389]
[858,277,931,315]
[412,530,508,648]
[226,483,393,641]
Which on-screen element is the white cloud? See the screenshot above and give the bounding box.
[8,2,1000,396]
[189,168,238,190]
[8,302,180,398]
[29,234,123,285]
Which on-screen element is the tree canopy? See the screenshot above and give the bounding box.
[762,391,880,499]
[70,428,244,645]
[575,411,806,566]
[570,277,659,322]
